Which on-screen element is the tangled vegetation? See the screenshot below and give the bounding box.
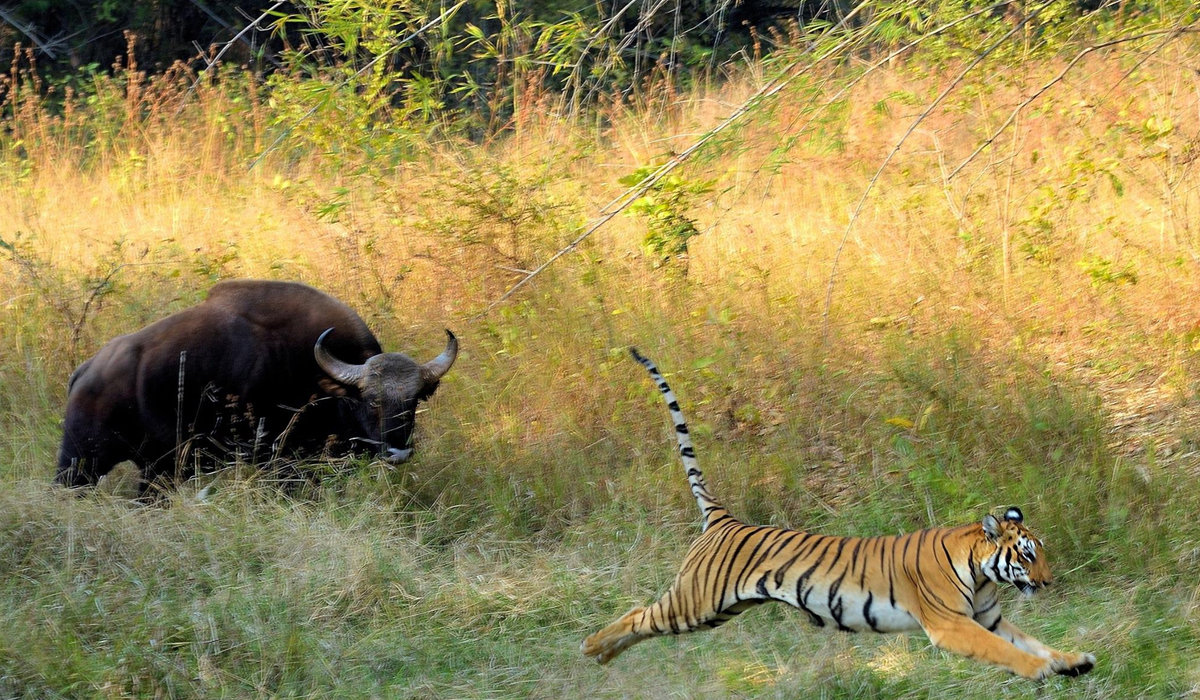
[1,1,1200,697]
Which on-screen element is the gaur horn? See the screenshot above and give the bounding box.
[422,330,458,383]
[314,328,367,388]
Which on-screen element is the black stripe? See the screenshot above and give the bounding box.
[709,524,753,606]
[889,536,901,607]
[793,538,837,607]
[848,538,864,577]
[645,604,660,634]
[828,570,849,631]
[774,533,823,586]
[941,537,973,603]
[722,528,760,603]
[863,592,881,632]
[827,537,850,569]
[707,513,734,528]
[913,533,965,617]
[698,522,746,607]
[664,590,680,634]
[756,530,803,573]
[731,528,774,597]
[858,537,873,588]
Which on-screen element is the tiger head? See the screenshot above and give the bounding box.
[979,507,1052,596]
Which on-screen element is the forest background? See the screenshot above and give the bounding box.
[2,0,1200,697]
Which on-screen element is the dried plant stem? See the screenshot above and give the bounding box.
[946,24,1200,183]
[174,0,286,116]
[819,0,1055,349]
[473,2,875,321]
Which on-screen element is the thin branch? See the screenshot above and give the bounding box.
[246,1,466,173]
[819,1,1055,348]
[710,1,1019,232]
[184,0,282,68]
[560,0,641,117]
[0,5,56,58]
[946,24,1200,182]
[175,0,286,116]
[471,2,875,321]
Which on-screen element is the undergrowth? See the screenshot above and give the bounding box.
[2,2,1200,697]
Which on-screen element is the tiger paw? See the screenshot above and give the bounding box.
[1053,652,1095,677]
[581,608,648,665]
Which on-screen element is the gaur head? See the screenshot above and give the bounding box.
[314,328,457,464]
[979,507,1053,596]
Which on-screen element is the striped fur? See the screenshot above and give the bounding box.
[581,349,1095,680]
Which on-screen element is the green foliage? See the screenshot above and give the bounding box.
[1079,255,1138,288]
[416,157,581,268]
[3,2,1200,696]
[620,166,713,268]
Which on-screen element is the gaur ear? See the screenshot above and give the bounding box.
[1003,507,1024,524]
[982,514,1002,541]
[317,377,350,397]
[415,379,440,402]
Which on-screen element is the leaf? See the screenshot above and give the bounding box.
[885,416,914,429]
[1104,170,1124,197]
[917,402,936,431]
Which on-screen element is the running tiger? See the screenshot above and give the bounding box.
[581,349,1095,681]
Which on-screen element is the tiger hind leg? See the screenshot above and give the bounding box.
[580,606,654,664]
[582,586,762,664]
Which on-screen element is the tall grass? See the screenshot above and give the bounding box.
[2,10,1200,697]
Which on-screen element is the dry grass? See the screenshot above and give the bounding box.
[1,28,1200,698]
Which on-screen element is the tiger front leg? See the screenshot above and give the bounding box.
[990,617,1095,677]
[920,615,1061,680]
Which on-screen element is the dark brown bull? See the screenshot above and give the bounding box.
[56,279,457,495]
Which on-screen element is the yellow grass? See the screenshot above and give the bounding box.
[1,33,1199,697]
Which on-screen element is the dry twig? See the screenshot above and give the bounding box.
[472,1,874,321]
[819,0,1056,348]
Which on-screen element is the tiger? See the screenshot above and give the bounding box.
[581,348,1095,681]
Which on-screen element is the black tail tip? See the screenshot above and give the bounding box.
[629,347,646,363]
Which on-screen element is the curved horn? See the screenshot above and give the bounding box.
[314,328,367,388]
[422,329,458,382]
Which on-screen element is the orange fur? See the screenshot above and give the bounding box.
[582,350,1095,680]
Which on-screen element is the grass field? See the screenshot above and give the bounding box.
[2,14,1200,698]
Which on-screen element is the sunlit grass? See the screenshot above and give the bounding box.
[1,29,1199,699]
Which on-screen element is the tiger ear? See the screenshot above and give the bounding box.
[1003,507,1023,524]
[982,514,1002,541]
